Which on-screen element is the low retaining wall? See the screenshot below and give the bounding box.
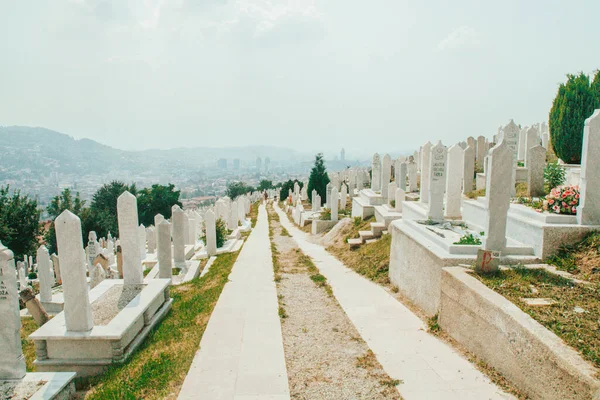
[312,220,337,235]
[439,267,600,400]
[388,221,473,316]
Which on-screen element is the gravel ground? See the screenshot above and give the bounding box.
[268,206,401,400]
[0,380,45,400]
[91,284,145,325]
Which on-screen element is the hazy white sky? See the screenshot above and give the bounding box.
[1,0,598,157]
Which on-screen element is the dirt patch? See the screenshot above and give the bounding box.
[267,204,401,399]
[0,380,45,400]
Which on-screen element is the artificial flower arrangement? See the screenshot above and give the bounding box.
[543,185,580,215]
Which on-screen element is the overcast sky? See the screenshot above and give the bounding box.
[1,0,598,158]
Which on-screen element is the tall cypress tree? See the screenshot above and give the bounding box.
[307,153,330,205]
[549,72,600,164]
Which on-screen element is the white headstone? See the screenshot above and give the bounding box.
[463,145,475,194]
[476,135,486,169]
[394,187,405,213]
[55,210,93,332]
[138,224,147,261]
[171,205,186,267]
[157,220,173,279]
[381,154,392,200]
[396,161,407,191]
[524,126,540,167]
[388,182,397,207]
[407,160,418,192]
[517,127,527,161]
[483,141,513,251]
[577,110,600,225]
[502,120,520,197]
[117,192,143,285]
[90,263,106,289]
[445,144,464,219]
[420,142,432,203]
[527,145,546,197]
[330,187,338,222]
[0,241,27,379]
[37,245,53,303]
[340,184,348,210]
[427,141,447,221]
[205,210,217,256]
[371,153,382,192]
[51,253,61,285]
[146,227,156,254]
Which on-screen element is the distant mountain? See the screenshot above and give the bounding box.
[0,126,304,180]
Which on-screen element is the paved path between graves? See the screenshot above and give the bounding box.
[274,204,513,400]
[178,203,290,400]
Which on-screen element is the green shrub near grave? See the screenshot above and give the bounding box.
[544,161,566,191]
[453,233,482,246]
[549,72,600,164]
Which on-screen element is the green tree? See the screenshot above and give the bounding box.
[226,181,254,199]
[137,184,182,227]
[549,72,600,164]
[279,179,303,201]
[45,188,89,254]
[88,181,137,238]
[257,179,274,191]
[307,153,330,205]
[0,186,42,260]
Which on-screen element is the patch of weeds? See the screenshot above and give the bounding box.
[278,306,288,319]
[172,268,181,276]
[379,378,402,387]
[300,253,334,296]
[280,226,291,237]
[465,189,486,199]
[353,217,363,227]
[356,350,378,369]
[428,314,440,334]
[391,285,399,293]
[319,208,332,221]
[547,231,600,279]
[453,233,482,245]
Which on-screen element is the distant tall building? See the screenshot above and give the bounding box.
[340,148,346,162]
[217,159,227,169]
[256,157,263,172]
[233,158,240,170]
[265,157,271,172]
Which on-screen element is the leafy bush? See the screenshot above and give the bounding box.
[544,161,566,191]
[543,185,580,215]
[278,179,303,201]
[549,72,600,164]
[201,217,230,249]
[0,186,42,261]
[453,233,482,245]
[27,272,37,279]
[226,181,254,199]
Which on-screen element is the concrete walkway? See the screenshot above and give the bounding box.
[179,204,290,400]
[275,204,512,400]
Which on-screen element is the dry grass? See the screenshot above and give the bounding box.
[21,317,40,372]
[548,231,600,281]
[326,216,391,285]
[249,201,260,227]
[465,189,486,199]
[82,250,241,399]
[477,266,600,369]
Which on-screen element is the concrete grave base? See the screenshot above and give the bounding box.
[311,220,338,235]
[388,220,539,316]
[30,279,172,378]
[440,267,600,400]
[1,372,76,400]
[374,204,402,228]
[463,198,600,259]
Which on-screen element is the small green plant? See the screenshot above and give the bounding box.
[479,231,485,236]
[319,208,332,220]
[453,233,482,245]
[465,189,486,199]
[353,217,362,227]
[27,272,37,279]
[544,161,566,191]
[428,314,440,333]
[390,199,396,208]
[278,306,287,319]
[172,268,181,276]
[517,161,525,167]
